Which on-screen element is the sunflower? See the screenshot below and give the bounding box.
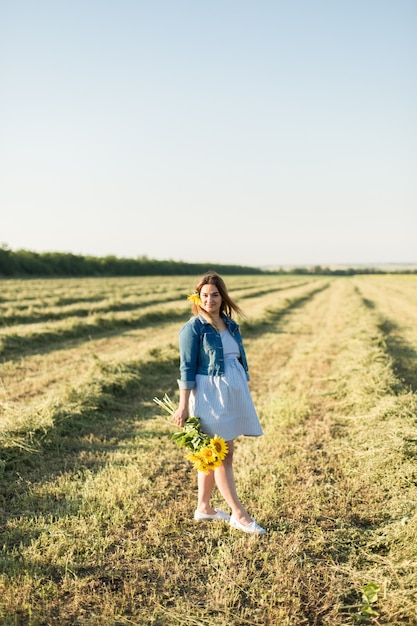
[200,447,223,470]
[210,435,228,461]
[185,451,210,473]
[187,292,202,306]
[199,447,217,463]
[185,448,222,473]
[185,451,201,464]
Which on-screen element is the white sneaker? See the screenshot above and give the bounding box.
[194,509,230,522]
[230,516,266,535]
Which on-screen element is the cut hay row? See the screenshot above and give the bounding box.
[0,277,324,360]
[0,303,189,359]
[0,276,311,325]
[0,274,295,306]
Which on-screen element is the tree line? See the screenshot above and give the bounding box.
[0,245,415,277]
[0,245,264,277]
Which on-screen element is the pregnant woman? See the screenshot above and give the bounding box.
[172,271,265,535]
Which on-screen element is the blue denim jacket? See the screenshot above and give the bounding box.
[177,313,250,389]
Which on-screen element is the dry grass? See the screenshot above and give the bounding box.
[0,275,416,625]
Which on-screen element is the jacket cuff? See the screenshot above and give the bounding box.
[177,379,196,390]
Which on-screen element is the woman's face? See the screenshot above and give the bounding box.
[200,283,222,317]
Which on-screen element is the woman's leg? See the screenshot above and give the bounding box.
[196,470,217,515]
[214,441,252,525]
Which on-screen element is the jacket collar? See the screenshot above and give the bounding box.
[197,313,226,325]
[197,312,236,329]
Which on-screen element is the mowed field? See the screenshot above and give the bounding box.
[0,274,416,626]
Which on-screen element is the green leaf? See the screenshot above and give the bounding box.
[361,605,379,617]
[361,582,380,604]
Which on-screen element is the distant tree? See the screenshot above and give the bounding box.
[0,243,15,275]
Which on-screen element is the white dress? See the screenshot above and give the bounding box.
[189,329,263,441]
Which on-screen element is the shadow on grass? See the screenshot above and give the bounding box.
[379,319,417,392]
[2,293,188,325]
[237,278,316,301]
[0,351,188,593]
[360,292,417,392]
[0,307,188,361]
[0,351,180,487]
[242,283,330,338]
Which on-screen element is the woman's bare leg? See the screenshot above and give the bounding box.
[213,441,252,525]
[195,441,252,524]
[196,470,217,514]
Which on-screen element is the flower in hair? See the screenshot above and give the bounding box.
[187,292,202,306]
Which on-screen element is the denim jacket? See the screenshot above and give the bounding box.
[177,313,250,389]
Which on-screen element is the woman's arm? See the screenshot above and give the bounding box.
[178,320,200,388]
[173,388,192,427]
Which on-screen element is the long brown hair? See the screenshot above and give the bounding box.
[190,272,244,319]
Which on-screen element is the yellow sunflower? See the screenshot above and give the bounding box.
[200,446,222,470]
[185,451,201,464]
[210,435,228,461]
[199,446,217,463]
[185,448,221,473]
[187,292,202,306]
[185,451,209,473]
[206,458,222,470]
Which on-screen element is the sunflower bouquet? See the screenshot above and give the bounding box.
[153,394,228,473]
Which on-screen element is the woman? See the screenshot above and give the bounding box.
[172,272,265,535]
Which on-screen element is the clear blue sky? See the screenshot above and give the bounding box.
[1,1,416,267]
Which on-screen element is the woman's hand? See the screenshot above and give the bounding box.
[172,407,188,428]
[173,388,191,428]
